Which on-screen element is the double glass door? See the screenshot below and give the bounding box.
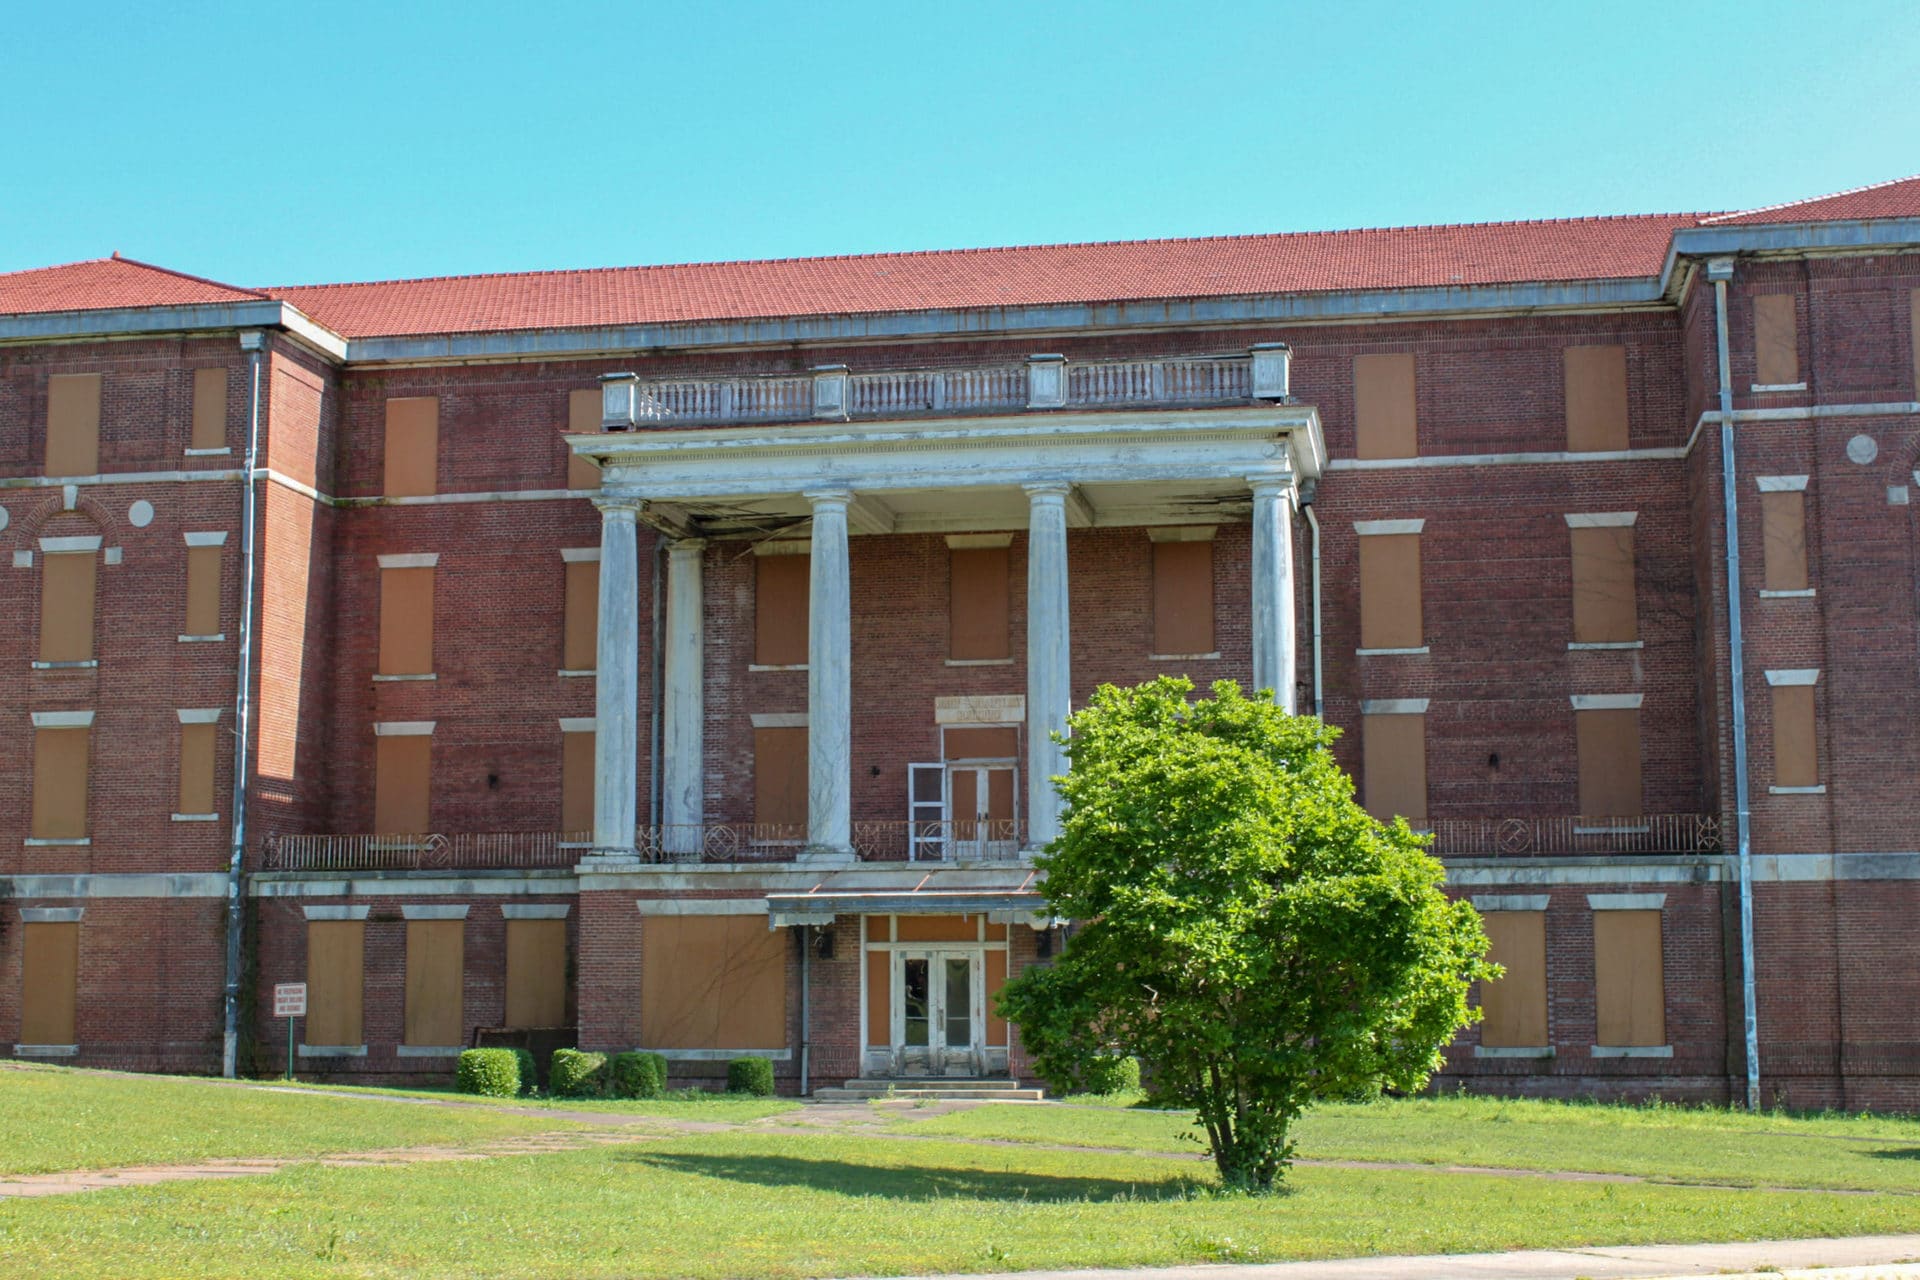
[895,949,982,1075]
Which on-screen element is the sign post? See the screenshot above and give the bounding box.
[273,982,307,1081]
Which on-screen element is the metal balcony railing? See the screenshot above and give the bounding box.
[853,819,1026,863]
[260,832,586,873]
[1425,814,1722,858]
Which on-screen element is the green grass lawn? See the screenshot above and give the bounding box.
[0,1065,579,1175]
[238,1079,799,1123]
[4,1128,1920,1279]
[893,1092,1920,1193]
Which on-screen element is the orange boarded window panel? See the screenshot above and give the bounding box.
[374,734,432,835]
[1362,713,1427,825]
[949,546,1011,661]
[31,727,90,840]
[404,920,465,1047]
[1575,708,1642,819]
[1353,353,1418,459]
[1753,295,1799,386]
[755,555,809,666]
[567,388,602,490]
[21,921,79,1046]
[191,367,228,451]
[1570,525,1637,644]
[178,721,218,816]
[1593,909,1664,1047]
[1564,345,1629,452]
[562,560,599,671]
[1479,910,1548,1048]
[185,545,222,637]
[39,551,97,663]
[865,944,891,1047]
[45,373,101,477]
[1771,684,1818,788]
[1358,533,1422,650]
[383,396,439,497]
[1761,491,1808,591]
[560,729,595,834]
[640,916,788,1050]
[505,919,569,1029]
[306,920,365,1047]
[378,567,436,676]
[753,726,807,835]
[1151,539,1215,656]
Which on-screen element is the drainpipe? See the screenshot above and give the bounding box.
[1709,257,1762,1113]
[220,330,266,1079]
[1298,481,1324,716]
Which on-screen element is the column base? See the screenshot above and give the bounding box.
[575,849,643,874]
[800,844,857,866]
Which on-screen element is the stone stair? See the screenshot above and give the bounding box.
[810,1077,1046,1102]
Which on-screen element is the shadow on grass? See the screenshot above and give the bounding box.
[623,1151,1208,1202]
[1868,1148,1920,1161]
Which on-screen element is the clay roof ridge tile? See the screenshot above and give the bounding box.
[1697,174,1920,225]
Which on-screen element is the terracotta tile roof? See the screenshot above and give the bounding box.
[0,254,266,315]
[1698,174,1920,227]
[264,214,1704,339]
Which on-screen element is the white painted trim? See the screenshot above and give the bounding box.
[182,530,229,547]
[1148,652,1221,662]
[1145,525,1217,543]
[103,547,121,566]
[1357,646,1430,657]
[30,660,97,670]
[559,547,601,562]
[750,712,808,729]
[301,904,371,920]
[255,875,578,898]
[1568,641,1644,651]
[752,539,812,557]
[935,695,1025,725]
[1769,784,1828,795]
[635,898,769,916]
[179,633,228,642]
[1570,694,1643,711]
[172,813,220,822]
[1361,698,1430,715]
[401,903,470,920]
[23,837,90,847]
[945,532,1014,549]
[1469,894,1549,912]
[641,1048,793,1061]
[373,721,436,736]
[1587,893,1666,910]
[377,553,439,569]
[183,446,233,457]
[1750,382,1809,393]
[501,903,571,919]
[372,672,437,683]
[1765,668,1820,686]
[11,550,30,568]
[1756,475,1810,492]
[1590,1045,1673,1058]
[1474,1045,1554,1059]
[39,535,101,553]
[20,907,84,923]
[31,710,95,728]
[13,1044,79,1057]
[557,668,597,678]
[8,873,229,898]
[1759,589,1816,599]
[747,663,809,673]
[558,717,597,733]
[396,1045,465,1057]
[1329,447,1686,472]
[177,708,222,724]
[1563,512,1637,528]
[1352,518,1425,536]
[944,657,1015,667]
[298,1044,368,1058]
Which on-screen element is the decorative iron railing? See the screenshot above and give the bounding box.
[260,832,586,873]
[853,819,1026,863]
[635,824,807,864]
[1425,814,1721,858]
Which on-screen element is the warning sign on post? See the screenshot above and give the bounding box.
[273,983,308,1018]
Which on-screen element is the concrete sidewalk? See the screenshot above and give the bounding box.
[903,1234,1920,1280]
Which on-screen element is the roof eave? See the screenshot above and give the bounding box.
[1659,216,1920,298]
[0,299,348,360]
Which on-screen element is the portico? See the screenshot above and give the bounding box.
[570,363,1324,870]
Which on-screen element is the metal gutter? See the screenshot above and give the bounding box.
[0,300,347,361]
[1658,217,1920,300]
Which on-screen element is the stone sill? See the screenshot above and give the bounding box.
[1769,785,1827,795]
[944,658,1014,667]
[396,1045,464,1058]
[748,663,809,672]
[1356,646,1429,657]
[557,669,597,678]
[31,659,97,670]
[24,837,90,847]
[1150,652,1221,662]
[373,673,437,683]
[179,634,227,643]
[184,447,233,457]
[1750,383,1808,394]
[1759,589,1815,599]
[638,1048,793,1061]
[1590,1045,1673,1059]
[1568,641,1643,651]
[172,813,220,823]
[298,1044,368,1058]
[13,1044,78,1057]
[1473,1045,1555,1059]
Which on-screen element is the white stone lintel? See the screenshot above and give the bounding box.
[1571,694,1643,711]
[1564,512,1638,528]
[560,547,601,562]
[1353,518,1424,536]
[40,535,102,553]
[301,904,371,920]
[1361,699,1430,715]
[31,710,95,728]
[1764,668,1820,686]
[751,712,808,729]
[1586,893,1667,911]
[373,721,436,736]
[377,553,439,569]
[1469,894,1550,913]
[177,708,222,724]
[501,903,571,919]
[401,904,470,920]
[183,530,230,547]
[1146,525,1217,543]
[1756,475,1810,492]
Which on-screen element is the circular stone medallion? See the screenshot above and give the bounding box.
[1846,434,1879,465]
[128,500,155,528]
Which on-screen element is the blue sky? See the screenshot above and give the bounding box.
[2,0,1916,284]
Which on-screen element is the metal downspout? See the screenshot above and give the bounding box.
[1299,482,1324,716]
[1711,258,1762,1112]
[221,331,266,1078]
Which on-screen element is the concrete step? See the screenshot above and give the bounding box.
[812,1078,1046,1102]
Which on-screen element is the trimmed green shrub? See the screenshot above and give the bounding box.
[727,1056,775,1097]
[610,1051,667,1099]
[456,1048,521,1098]
[550,1048,607,1098]
[1081,1055,1142,1096]
[511,1048,538,1094]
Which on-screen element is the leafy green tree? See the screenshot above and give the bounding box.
[999,677,1493,1191]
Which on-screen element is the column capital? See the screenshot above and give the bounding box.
[1022,481,1072,503]
[666,536,708,558]
[803,488,852,511]
[591,494,647,519]
[1245,469,1298,501]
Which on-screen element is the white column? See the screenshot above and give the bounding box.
[661,538,707,855]
[1024,482,1072,849]
[1249,473,1298,713]
[804,490,853,859]
[587,497,642,865]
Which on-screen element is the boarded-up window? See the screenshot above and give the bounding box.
[179,721,218,816]
[1358,533,1422,649]
[944,726,1018,760]
[1593,909,1664,1047]
[1570,525,1637,643]
[39,551,97,662]
[1362,713,1427,825]
[1754,295,1799,385]
[1575,709,1642,818]
[1771,684,1818,788]
[1151,539,1215,655]
[949,546,1011,660]
[1564,345,1629,452]
[374,734,432,835]
[640,916,787,1049]
[404,920,465,1047]
[753,727,807,834]
[567,388,602,490]
[1761,491,1808,591]
[191,367,228,450]
[185,545,222,636]
[383,396,439,497]
[866,941,890,1047]
[755,555,809,666]
[1479,910,1548,1048]
[560,729,595,833]
[505,919,569,1028]
[378,566,435,675]
[20,921,79,1046]
[46,373,101,477]
[31,727,90,840]
[1353,353,1417,459]
[562,560,599,670]
[985,948,1009,1046]
[306,920,365,1046]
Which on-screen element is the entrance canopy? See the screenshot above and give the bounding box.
[765,866,1048,928]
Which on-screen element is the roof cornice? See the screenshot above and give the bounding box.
[0,299,348,361]
[1658,216,1920,299]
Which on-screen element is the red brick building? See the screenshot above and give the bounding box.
[3,176,1918,1105]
